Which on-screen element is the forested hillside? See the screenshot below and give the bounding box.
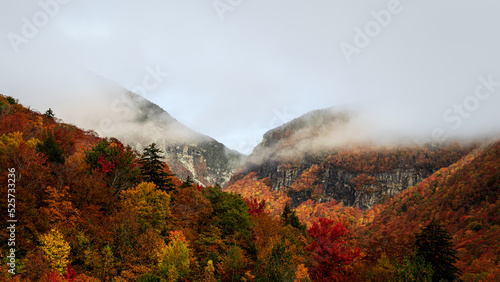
[356,139,500,280]
[228,108,477,209]
[117,91,244,187]
[0,95,498,281]
[67,83,244,187]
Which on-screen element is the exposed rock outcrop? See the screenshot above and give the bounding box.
[227,108,475,209]
[85,86,245,187]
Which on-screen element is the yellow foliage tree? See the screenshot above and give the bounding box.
[120,182,171,233]
[156,231,191,282]
[39,228,71,274]
[0,132,23,153]
[202,260,216,282]
[26,137,40,149]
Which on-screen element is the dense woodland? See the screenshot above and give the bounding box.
[0,95,499,281]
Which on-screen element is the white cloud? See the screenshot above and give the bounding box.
[1,0,499,154]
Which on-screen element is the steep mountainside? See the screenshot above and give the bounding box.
[227,108,477,209]
[78,86,244,187]
[1,94,498,281]
[359,140,500,280]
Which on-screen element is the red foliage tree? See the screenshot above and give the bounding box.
[64,264,77,281]
[97,153,116,173]
[244,198,266,216]
[306,218,361,281]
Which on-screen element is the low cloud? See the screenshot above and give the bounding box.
[246,101,500,165]
[1,1,499,154]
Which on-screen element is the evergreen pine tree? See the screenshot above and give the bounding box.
[281,203,306,232]
[181,175,194,188]
[281,203,293,223]
[139,143,173,192]
[45,108,55,119]
[6,96,18,105]
[36,131,65,164]
[415,220,459,282]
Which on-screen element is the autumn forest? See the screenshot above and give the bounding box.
[0,94,499,281]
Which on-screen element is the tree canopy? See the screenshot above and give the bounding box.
[139,143,174,192]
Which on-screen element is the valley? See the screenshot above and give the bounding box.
[0,94,498,281]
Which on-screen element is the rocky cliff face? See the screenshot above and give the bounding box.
[82,85,244,187]
[264,163,427,209]
[121,94,244,187]
[161,141,243,187]
[244,156,430,209]
[228,108,475,209]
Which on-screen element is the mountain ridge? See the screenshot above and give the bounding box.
[1,93,498,280]
[226,107,479,209]
[102,88,245,187]
[23,74,245,187]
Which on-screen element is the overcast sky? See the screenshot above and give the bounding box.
[1,0,500,154]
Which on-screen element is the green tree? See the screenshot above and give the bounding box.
[6,96,18,105]
[44,108,55,119]
[415,221,459,282]
[256,241,296,282]
[85,138,141,195]
[157,231,191,282]
[140,143,174,192]
[36,131,65,164]
[181,175,195,188]
[392,254,433,282]
[0,100,9,114]
[204,186,253,240]
[281,203,306,232]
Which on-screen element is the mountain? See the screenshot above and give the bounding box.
[1,94,498,281]
[73,84,244,187]
[226,107,477,209]
[358,139,500,279]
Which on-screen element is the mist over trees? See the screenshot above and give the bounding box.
[0,95,498,281]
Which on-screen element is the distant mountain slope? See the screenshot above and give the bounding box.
[226,107,477,209]
[360,140,500,280]
[70,83,244,187]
